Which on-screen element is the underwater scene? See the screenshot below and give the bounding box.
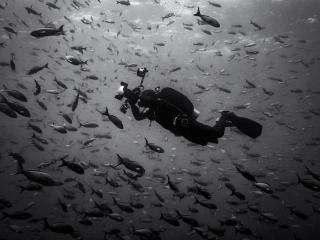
[0,0,320,239]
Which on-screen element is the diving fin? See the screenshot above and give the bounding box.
[228,113,262,139]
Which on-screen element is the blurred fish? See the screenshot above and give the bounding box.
[194,7,220,28]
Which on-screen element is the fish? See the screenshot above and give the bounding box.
[4,27,18,35]
[53,77,68,89]
[78,122,99,128]
[25,6,42,17]
[58,157,84,174]
[72,93,80,112]
[98,107,123,129]
[193,197,217,209]
[116,0,130,6]
[66,55,88,65]
[296,174,320,192]
[158,212,179,226]
[11,161,58,186]
[166,175,179,192]
[161,13,174,21]
[27,122,42,133]
[193,7,220,28]
[0,211,33,220]
[41,219,75,234]
[33,79,41,95]
[0,93,30,117]
[0,103,17,118]
[50,123,67,134]
[115,154,145,174]
[30,25,65,38]
[208,1,221,7]
[27,63,49,75]
[36,98,47,110]
[144,138,164,153]
[215,84,231,93]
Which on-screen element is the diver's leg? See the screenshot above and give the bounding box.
[212,111,230,138]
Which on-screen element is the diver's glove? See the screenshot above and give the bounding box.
[123,86,140,105]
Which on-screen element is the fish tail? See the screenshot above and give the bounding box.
[312,205,317,213]
[304,166,311,175]
[41,219,50,231]
[116,154,124,166]
[0,211,9,220]
[78,123,82,128]
[84,60,88,65]
[44,63,49,69]
[39,13,42,18]
[158,212,164,220]
[296,173,301,185]
[91,188,95,195]
[58,25,64,32]
[230,190,235,196]
[112,197,117,205]
[175,209,182,218]
[18,185,26,194]
[144,138,148,147]
[58,158,67,167]
[219,220,224,227]
[11,160,24,176]
[193,197,200,204]
[193,7,201,17]
[0,93,7,103]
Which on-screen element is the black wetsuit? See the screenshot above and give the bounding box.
[127,88,228,146]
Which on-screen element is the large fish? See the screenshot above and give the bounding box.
[98,107,123,129]
[27,63,49,75]
[115,154,145,174]
[193,7,220,28]
[0,93,30,117]
[41,219,75,234]
[11,161,58,186]
[144,138,164,153]
[30,25,65,38]
[58,157,84,174]
[0,103,17,118]
[1,85,27,102]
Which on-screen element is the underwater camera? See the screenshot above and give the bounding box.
[137,67,148,78]
[120,99,130,114]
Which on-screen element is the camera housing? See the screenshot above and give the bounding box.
[137,67,148,78]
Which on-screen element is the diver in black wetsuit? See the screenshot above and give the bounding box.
[117,84,262,146]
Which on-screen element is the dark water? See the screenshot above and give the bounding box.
[0,0,320,239]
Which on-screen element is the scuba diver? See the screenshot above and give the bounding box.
[115,68,262,146]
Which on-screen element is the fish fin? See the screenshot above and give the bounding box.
[58,25,64,32]
[58,158,67,167]
[219,220,224,227]
[175,210,182,218]
[304,166,311,175]
[296,173,302,185]
[0,211,9,220]
[18,185,26,194]
[0,93,6,103]
[193,7,201,17]
[41,219,50,231]
[116,154,123,167]
[193,197,199,204]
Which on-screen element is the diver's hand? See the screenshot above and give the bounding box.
[133,87,142,97]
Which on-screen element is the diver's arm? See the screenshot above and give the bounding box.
[129,101,147,121]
